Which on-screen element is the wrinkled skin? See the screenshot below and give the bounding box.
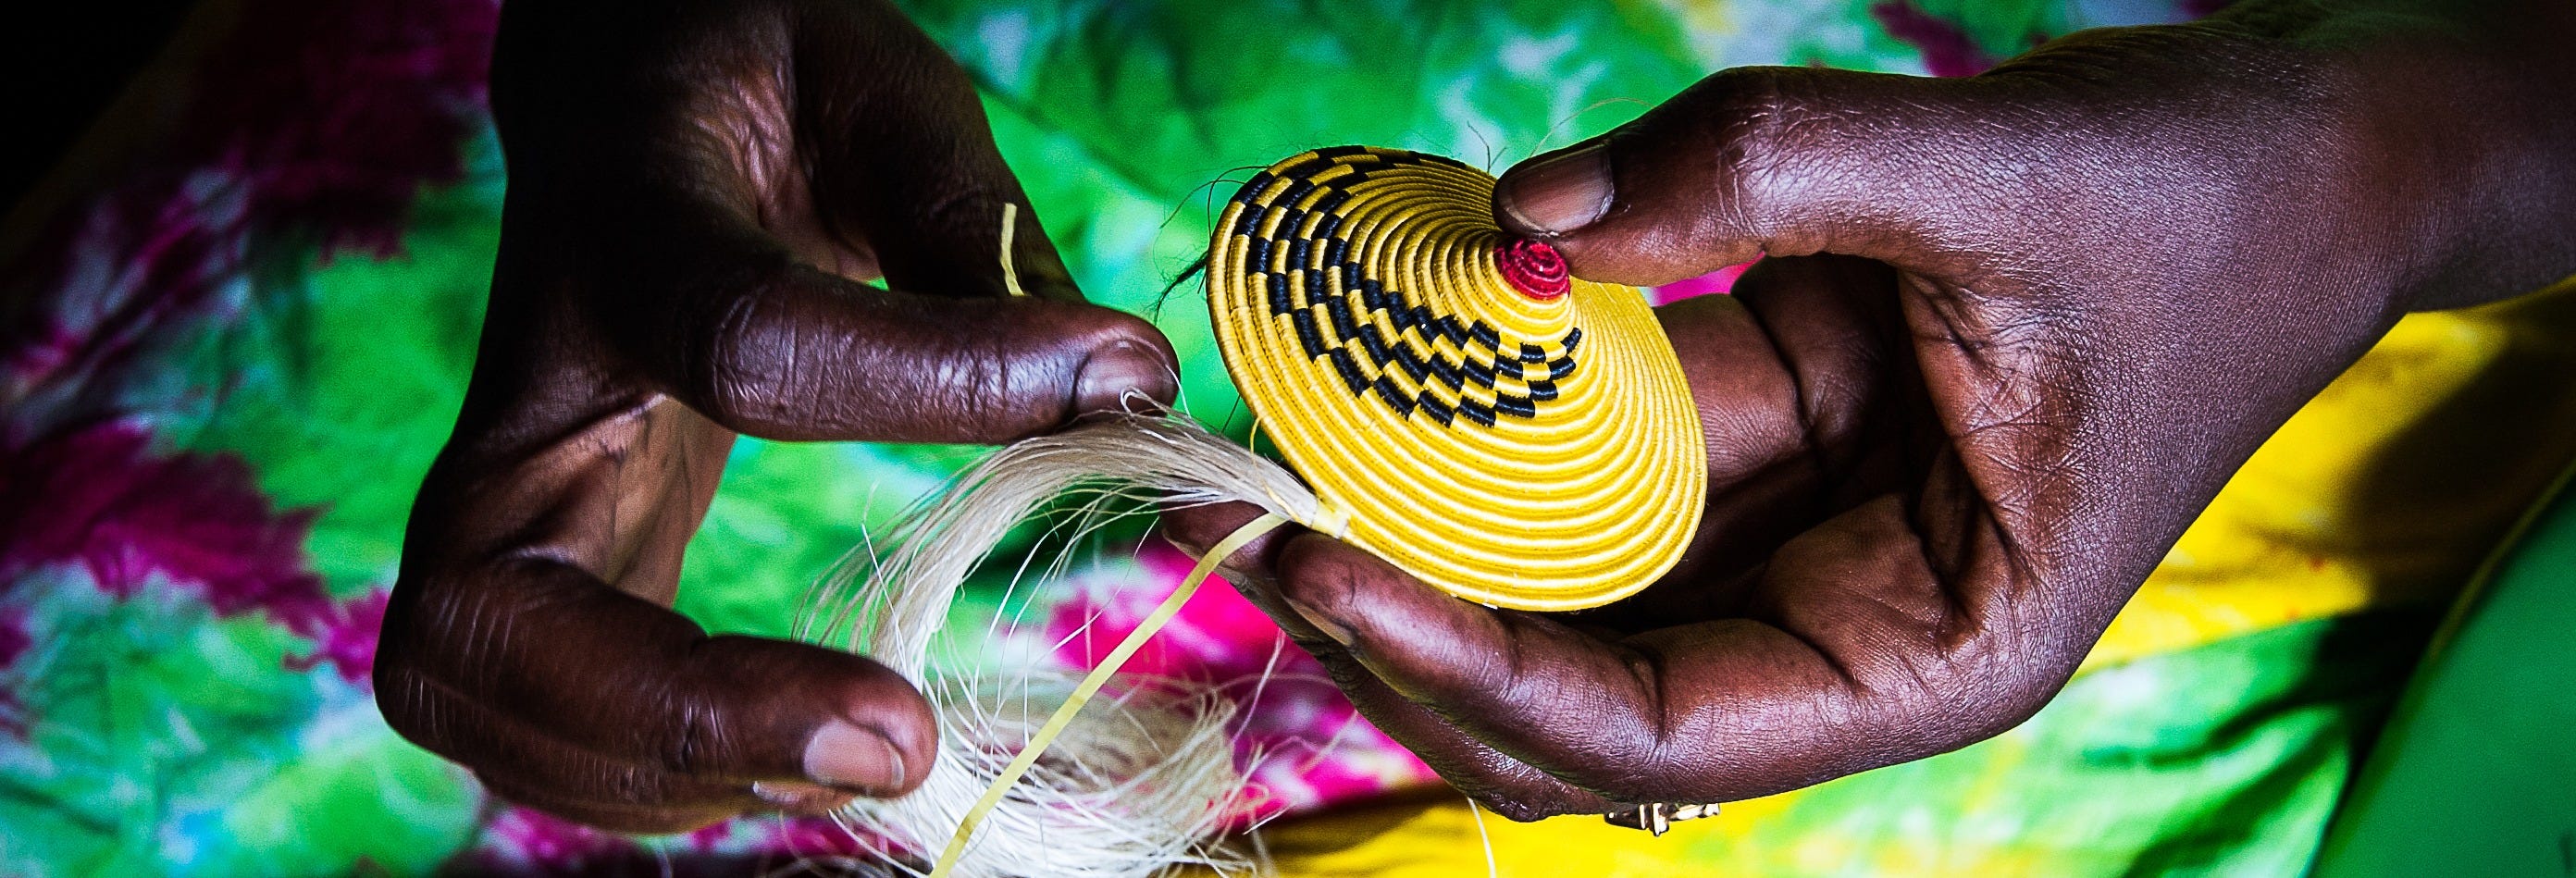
[377,0,1177,832]
[1167,1,2576,820]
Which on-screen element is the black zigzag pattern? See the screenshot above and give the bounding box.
[1228,149,1581,428]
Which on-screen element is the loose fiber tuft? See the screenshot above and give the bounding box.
[799,413,1325,877]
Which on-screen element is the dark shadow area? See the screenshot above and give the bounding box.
[2341,286,2576,616]
[0,0,196,213]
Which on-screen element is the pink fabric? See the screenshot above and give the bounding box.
[1047,539,1442,822]
[5,0,492,427]
[1649,261,1752,304]
[0,422,330,634]
[1869,0,2003,77]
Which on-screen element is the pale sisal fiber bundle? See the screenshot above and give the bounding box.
[798,412,1340,877]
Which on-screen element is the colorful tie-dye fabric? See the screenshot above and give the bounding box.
[4,0,2571,875]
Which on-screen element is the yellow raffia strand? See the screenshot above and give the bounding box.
[927,513,1286,878]
[997,202,1027,297]
[1207,147,1704,611]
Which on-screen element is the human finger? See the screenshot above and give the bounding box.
[376,560,940,822]
[1253,490,2075,812]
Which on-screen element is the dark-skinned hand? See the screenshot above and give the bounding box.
[376,0,1176,833]
[1169,0,2576,821]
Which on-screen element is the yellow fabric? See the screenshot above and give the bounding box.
[1250,796,1744,877]
[1245,277,2576,875]
[1208,148,1705,611]
[2088,278,2576,669]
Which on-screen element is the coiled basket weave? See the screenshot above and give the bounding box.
[1207,145,1706,611]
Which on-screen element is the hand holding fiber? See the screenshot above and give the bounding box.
[379,0,1178,834]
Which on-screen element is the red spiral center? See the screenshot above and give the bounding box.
[1496,239,1570,301]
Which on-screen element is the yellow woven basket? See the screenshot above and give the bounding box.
[1207,146,1705,611]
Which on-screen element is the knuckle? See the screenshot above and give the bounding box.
[674,258,799,430]
[373,662,444,749]
[1966,648,2066,736]
[1700,67,1800,180]
[1476,792,1560,823]
[1456,767,1607,822]
[1899,626,2068,749]
[956,330,1028,427]
[894,332,1014,438]
[657,683,726,779]
[369,584,489,759]
[1567,733,1685,806]
[1623,65,1804,245]
[694,296,776,427]
[603,761,675,807]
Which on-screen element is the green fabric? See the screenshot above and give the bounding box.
[0,577,477,874]
[2313,466,2576,878]
[163,135,502,603]
[1689,611,2433,876]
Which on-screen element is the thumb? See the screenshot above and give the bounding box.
[377,563,942,818]
[597,628,940,797]
[1494,67,2010,287]
[636,246,1179,444]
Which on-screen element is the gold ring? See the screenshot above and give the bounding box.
[1604,801,1722,836]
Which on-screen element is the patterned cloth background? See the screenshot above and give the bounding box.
[5,0,2573,874]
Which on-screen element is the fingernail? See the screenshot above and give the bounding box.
[752,780,858,813]
[1280,596,1355,647]
[803,720,906,793]
[1073,340,1176,414]
[1497,142,1613,236]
